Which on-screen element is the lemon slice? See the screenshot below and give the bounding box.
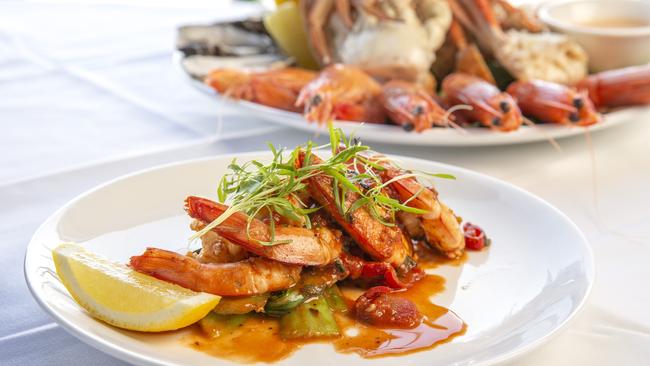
[52,243,220,332]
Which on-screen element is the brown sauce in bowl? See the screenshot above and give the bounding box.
[575,17,650,28]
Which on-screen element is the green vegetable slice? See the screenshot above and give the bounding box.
[279,296,340,339]
[264,288,305,317]
[198,312,250,338]
[323,285,348,313]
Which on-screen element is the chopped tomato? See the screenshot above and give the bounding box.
[339,252,423,289]
[463,222,488,250]
[354,286,422,329]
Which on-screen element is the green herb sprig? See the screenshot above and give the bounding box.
[191,124,454,245]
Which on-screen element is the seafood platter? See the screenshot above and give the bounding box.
[26,127,594,365]
[176,0,650,146]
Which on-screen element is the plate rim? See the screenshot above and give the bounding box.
[24,151,595,366]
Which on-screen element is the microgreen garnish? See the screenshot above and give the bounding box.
[191,124,455,245]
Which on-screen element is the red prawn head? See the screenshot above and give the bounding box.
[380,80,449,132]
[296,64,385,124]
[507,80,600,126]
[565,90,600,126]
[442,73,522,132]
[480,92,522,132]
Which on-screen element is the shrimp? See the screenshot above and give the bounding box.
[205,67,317,112]
[575,64,650,110]
[185,196,342,266]
[130,248,301,296]
[190,220,249,264]
[380,80,451,132]
[442,73,523,131]
[380,165,465,259]
[296,151,412,269]
[296,64,385,124]
[507,80,600,126]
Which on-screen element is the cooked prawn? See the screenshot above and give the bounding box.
[576,64,650,110]
[205,67,317,112]
[380,165,465,259]
[190,220,250,264]
[130,248,301,296]
[442,73,522,131]
[296,151,412,268]
[507,79,600,126]
[296,64,385,124]
[380,80,450,132]
[185,196,342,266]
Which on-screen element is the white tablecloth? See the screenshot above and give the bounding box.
[2,1,649,365]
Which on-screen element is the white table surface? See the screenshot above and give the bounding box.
[2,0,649,365]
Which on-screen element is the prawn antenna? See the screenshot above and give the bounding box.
[522,117,562,152]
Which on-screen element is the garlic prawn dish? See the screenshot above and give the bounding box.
[127,127,489,362]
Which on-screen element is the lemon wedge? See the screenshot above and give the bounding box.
[52,243,220,332]
[264,1,319,70]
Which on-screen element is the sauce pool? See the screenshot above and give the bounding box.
[185,271,465,363]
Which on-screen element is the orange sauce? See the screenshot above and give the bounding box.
[334,275,465,358]
[185,272,465,363]
[186,316,298,363]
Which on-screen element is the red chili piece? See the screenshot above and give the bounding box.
[339,252,423,289]
[463,222,487,250]
[354,286,423,329]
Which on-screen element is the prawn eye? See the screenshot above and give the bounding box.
[573,97,584,109]
[412,105,425,116]
[569,112,580,122]
[491,117,501,126]
[403,123,415,131]
[499,101,510,113]
[310,95,322,108]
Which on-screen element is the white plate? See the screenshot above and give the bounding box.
[177,53,639,146]
[25,152,594,366]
